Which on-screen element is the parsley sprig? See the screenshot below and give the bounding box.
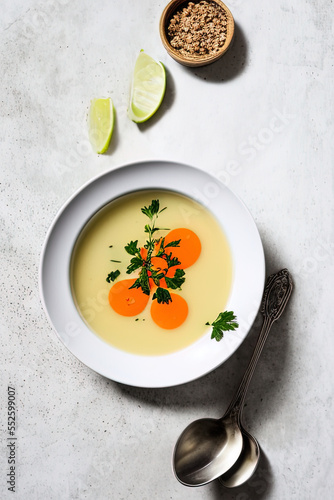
[206,311,239,341]
[141,200,168,262]
[106,199,185,303]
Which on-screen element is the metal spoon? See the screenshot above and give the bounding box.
[173,268,293,487]
[219,268,293,487]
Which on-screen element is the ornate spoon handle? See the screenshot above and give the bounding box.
[224,269,293,422]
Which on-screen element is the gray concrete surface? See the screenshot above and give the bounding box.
[1,1,333,499]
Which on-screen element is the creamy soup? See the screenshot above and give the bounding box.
[70,190,232,356]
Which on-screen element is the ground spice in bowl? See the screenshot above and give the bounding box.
[168,1,228,57]
[160,0,234,67]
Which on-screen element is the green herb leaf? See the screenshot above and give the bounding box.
[144,225,167,235]
[126,256,143,274]
[165,253,181,268]
[106,270,120,283]
[110,259,121,263]
[129,268,150,295]
[211,328,225,342]
[152,287,172,304]
[125,240,139,256]
[150,270,165,286]
[165,268,185,290]
[144,240,155,253]
[141,200,160,219]
[207,311,239,342]
[212,311,239,330]
[155,237,165,257]
[164,239,181,248]
[152,227,167,234]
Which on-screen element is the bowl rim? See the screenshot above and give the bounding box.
[159,0,235,67]
[39,160,265,388]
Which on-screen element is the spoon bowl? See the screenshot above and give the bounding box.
[219,427,260,487]
[173,417,243,486]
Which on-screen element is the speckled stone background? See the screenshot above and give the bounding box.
[1,1,333,499]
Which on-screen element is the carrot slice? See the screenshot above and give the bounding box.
[164,228,201,268]
[108,279,149,316]
[151,256,168,273]
[150,293,188,329]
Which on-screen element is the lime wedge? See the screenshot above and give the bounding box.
[88,98,115,154]
[128,51,166,123]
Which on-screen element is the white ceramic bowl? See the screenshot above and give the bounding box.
[39,160,265,388]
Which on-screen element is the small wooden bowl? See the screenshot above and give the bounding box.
[159,0,234,67]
